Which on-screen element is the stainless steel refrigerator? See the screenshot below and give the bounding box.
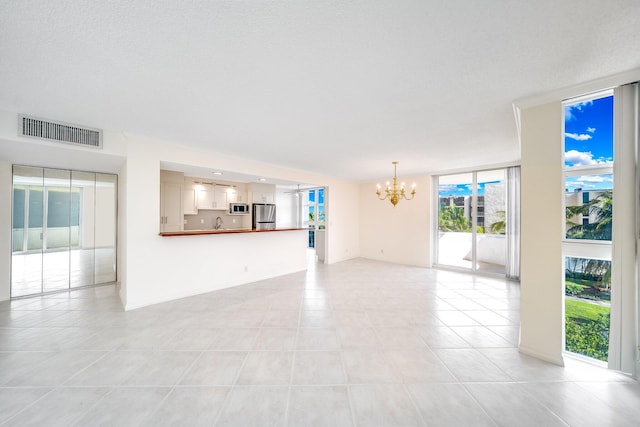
[252,203,276,230]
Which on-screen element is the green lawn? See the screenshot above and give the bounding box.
[565,278,611,302]
[565,298,610,323]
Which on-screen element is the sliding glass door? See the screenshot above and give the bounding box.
[436,168,514,276]
[436,172,474,270]
[11,166,117,298]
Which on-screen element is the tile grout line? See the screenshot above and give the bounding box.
[337,311,359,427]
[282,296,304,427]
[210,300,268,427]
[138,346,211,425]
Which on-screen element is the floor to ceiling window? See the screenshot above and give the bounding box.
[562,91,614,363]
[11,166,117,298]
[435,167,519,277]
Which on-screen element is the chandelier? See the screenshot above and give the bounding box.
[376,161,416,206]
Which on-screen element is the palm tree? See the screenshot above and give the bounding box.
[584,258,612,290]
[566,191,612,240]
[439,205,471,232]
[489,210,506,235]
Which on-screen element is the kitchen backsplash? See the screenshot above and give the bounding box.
[184,210,249,230]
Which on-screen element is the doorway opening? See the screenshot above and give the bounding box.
[303,187,325,263]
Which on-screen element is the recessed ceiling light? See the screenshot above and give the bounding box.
[258,178,267,182]
[212,171,223,175]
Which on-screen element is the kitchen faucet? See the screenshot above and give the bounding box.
[214,216,223,230]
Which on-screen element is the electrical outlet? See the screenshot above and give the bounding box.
[380,249,384,254]
[244,266,249,272]
[200,219,204,224]
[233,218,236,223]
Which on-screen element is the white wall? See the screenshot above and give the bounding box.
[358,175,431,267]
[121,133,360,309]
[0,108,361,309]
[326,182,361,264]
[117,160,127,307]
[0,161,11,301]
[519,101,564,365]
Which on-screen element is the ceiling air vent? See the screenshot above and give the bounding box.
[19,115,102,149]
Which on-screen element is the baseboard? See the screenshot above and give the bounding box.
[519,345,565,366]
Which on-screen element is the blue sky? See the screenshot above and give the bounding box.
[564,94,614,191]
[564,95,613,167]
[438,181,500,197]
[439,95,614,197]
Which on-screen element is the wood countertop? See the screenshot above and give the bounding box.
[159,228,309,237]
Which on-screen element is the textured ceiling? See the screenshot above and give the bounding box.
[1,1,639,181]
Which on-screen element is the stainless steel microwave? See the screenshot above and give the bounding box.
[229,203,250,215]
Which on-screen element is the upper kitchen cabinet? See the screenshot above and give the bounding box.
[160,170,184,232]
[213,188,227,209]
[252,192,275,203]
[197,184,227,210]
[228,188,247,203]
[183,183,197,215]
[249,183,276,204]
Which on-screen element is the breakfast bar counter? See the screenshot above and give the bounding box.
[159,227,308,237]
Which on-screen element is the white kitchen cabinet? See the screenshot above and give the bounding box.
[252,191,275,203]
[197,185,214,209]
[213,189,227,209]
[228,190,247,204]
[197,184,228,210]
[183,185,198,215]
[160,182,183,232]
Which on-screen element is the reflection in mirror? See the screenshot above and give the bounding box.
[10,166,117,298]
[11,166,44,297]
[43,168,71,293]
[95,173,117,284]
[70,171,96,288]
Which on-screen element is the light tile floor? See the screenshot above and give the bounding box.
[0,258,638,426]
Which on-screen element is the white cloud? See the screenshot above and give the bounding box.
[565,132,592,141]
[587,127,596,133]
[439,184,457,193]
[577,175,612,183]
[565,100,593,121]
[564,150,613,167]
[564,149,597,166]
